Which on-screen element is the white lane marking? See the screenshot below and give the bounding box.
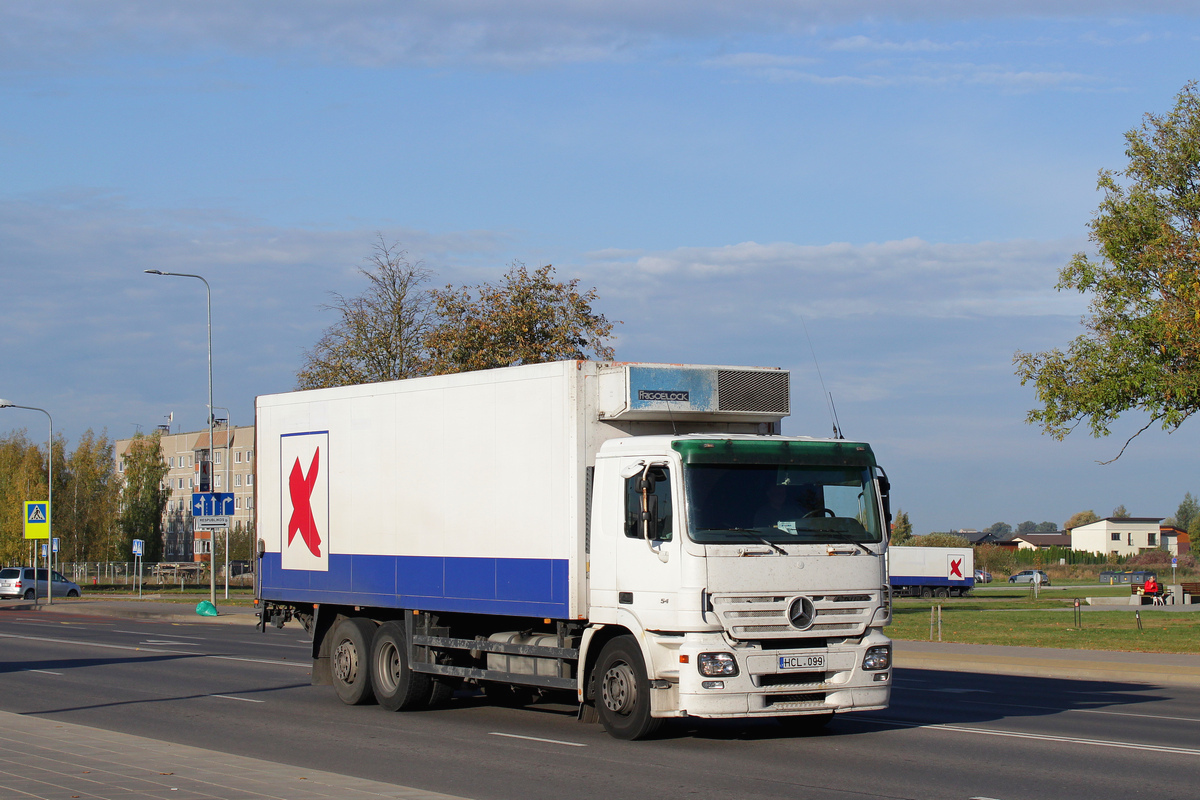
[488,732,587,748]
[1073,708,1200,724]
[115,630,208,640]
[0,632,309,669]
[23,669,63,675]
[903,686,1200,724]
[930,688,982,693]
[141,640,199,646]
[866,717,1200,756]
[208,694,265,703]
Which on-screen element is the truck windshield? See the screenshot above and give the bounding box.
[684,463,883,545]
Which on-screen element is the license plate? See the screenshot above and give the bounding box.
[779,654,825,670]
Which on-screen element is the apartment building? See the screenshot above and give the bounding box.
[116,423,256,560]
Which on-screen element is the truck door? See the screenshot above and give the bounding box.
[612,459,683,630]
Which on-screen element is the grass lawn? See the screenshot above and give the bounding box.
[890,598,1200,654]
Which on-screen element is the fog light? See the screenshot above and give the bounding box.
[874,672,889,682]
[862,644,891,671]
[701,680,724,689]
[698,652,739,677]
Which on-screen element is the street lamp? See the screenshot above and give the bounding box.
[213,404,232,599]
[0,401,53,605]
[144,269,216,608]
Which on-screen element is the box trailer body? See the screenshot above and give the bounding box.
[888,546,974,597]
[256,360,893,739]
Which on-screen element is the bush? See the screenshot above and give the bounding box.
[1127,550,1196,569]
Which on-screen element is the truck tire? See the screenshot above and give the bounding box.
[370,621,431,711]
[331,617,377,705]
[920,587,932,598]
[594,636,662,740]
[935,587,949,598]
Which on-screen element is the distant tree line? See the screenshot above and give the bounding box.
[0,428,167,564]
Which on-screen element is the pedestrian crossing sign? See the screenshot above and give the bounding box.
[24,501,49,540]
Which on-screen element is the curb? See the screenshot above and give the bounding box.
[0,599,259,626]
[894,648,1200,688]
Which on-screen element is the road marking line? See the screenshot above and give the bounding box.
[141,640,199,645]
[115,630,208,640]
[1073,708,1200,724]
[208,694,265,703]
[903,688,1200,723]
[865,717,1200,756]
[0,632,309,669]
[488,732,586,747]
[23,669,62,675]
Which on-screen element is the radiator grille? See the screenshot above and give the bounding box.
[711,592,875,640]
[717,370,790,414]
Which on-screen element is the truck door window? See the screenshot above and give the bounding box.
[624,466,672,541]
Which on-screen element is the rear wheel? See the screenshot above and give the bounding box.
[920,587,932,598]
[331,617,377,705]
[935,587,949,598]
[370,621,431,711]
[594,636,662,740]
[22,589,33,600]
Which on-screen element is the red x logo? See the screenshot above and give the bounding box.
[950,558,963,578]
[288,449,322,558]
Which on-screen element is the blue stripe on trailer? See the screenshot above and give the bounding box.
[259,553,570,618]
[889,575,971,587]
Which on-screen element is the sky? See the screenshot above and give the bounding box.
[2,1,1199,533]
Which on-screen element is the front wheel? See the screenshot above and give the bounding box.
[67,589,80,598]
[331,617,377,705]
[594,636,662,740]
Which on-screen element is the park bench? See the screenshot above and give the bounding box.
[1131,581,1200,604]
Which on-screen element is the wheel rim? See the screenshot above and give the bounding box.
[332,637,359,685]
[375,640,401,694]
[601,660,637,715]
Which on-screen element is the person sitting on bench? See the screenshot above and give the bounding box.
[1144,576,1163,604]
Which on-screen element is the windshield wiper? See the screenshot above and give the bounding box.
[700,528,788,556]
[821,532,873,555]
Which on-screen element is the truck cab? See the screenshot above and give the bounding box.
[584,434,892,736]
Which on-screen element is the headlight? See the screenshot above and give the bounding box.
[698,652,739,677]
[862,644,891,671]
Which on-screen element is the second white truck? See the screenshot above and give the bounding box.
[255,360,894,739]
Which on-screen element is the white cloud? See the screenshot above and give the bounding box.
[1,1,1194,71]
[581,237,1088,321]
[825,34,966,52]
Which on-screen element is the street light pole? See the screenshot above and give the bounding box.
[0,401,53,605]
[145,269,216,608]
[213,405,232,599]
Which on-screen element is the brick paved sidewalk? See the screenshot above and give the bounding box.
[0,711,466,800]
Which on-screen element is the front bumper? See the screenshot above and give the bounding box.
[667,629,891,719]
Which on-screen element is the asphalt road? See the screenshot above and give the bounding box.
[1,608,1197,800]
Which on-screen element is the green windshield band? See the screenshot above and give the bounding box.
[672,438,877,468]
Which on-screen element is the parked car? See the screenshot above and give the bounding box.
[1008,569,1051,586]
[0,568,82,599]
[974,568,993,584]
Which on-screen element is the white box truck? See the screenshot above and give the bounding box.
[888,546,974,597]
[255,360,893,739]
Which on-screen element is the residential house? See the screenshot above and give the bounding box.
[1070,517,1164,557]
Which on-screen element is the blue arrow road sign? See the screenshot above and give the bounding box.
[192,492,234,517]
